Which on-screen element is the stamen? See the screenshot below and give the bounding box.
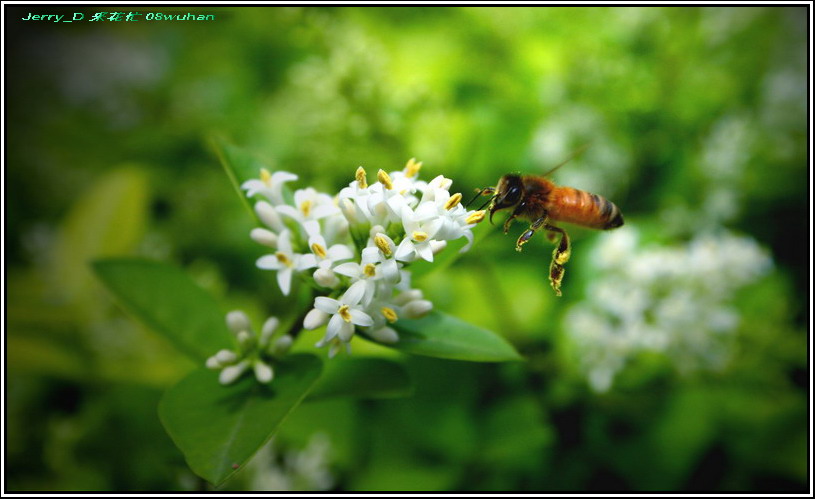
[412,231,428,242]
[300,200,312,217]
[374,234,392,256]
[363,263,377,277]
[381,307,398,323]
[444,193,463,210]
[405,158,422,178]
[355,166,368,189]
[465,210,486,224]
[275,252,293,267]
[338,304,352,323]
[260,168,272,185]
[377,169,393,190]
[311,243,327,259]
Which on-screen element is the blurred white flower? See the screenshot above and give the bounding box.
[242,168,298,205]
[565,227,772,392]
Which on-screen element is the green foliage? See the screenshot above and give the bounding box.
[5,5,808,493]
[93,259,235,362]
[391,310,523,362]
[158,356,322,486]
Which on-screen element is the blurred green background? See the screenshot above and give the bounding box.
[4,6,808,492]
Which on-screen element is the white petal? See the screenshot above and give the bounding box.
[312,204,340,219]
[459,231,474,253]
[327,244,354,262]
[242,179,265,197]
[423,218,444,239]
[275,204,302,223]
[298,254,318,270]
[333,262,361,278]
[343,280,367,306]
[326,313,345,341]
[361,247,380,265]
[414,201,438,221]
[277,268,292,296]
[337,320,355,342]
[416,242,435,262]
[270,171,298,184]
[302,220,322,239]
[277,229,293,254]
[314,296,341,314]
[381,259,400,283]
[348,308,374,327]
[256,254,281,270]
[394,238,416,262]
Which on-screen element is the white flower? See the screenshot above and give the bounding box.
[242,169,298,205]
[256,230,316,295]
[313,281,374,346]
[395,202,444,262]
[277,187,341,227]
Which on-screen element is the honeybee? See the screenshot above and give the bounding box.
[474,155,624,296]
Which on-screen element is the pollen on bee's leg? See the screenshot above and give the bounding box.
[549,261,565,297]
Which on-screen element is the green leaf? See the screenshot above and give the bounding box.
[307,357,413,401]
[92,258,233,362]
[53,166,149,302]
[390,310,523,362]
[158,354,322,486]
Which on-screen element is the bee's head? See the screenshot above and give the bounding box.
[489,174,524,223]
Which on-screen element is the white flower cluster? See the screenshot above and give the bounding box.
[206,311,293,385]
[564,227,772,392]
[241,159,485,358]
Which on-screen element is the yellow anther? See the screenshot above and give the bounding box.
[300,200,312,217]
[260,168,272,185]
[381,307,398,323]
[412,231,428,242]
[363,263,377,277]
[338,304,352,323]
[275,252,293,267]
[355,166,368,189]
[465,210,486,224]
[377,169,393,190]
[444,193,463,210]
[374,234,392,256]
[311,243,327,259]
[405,158,422,178]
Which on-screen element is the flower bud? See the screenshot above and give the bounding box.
[255,201,284,232]
[219,360,249,385]
[226,310,251,335]
[250,228,278,248]
[260,316,279,346]
[253,360,274,383]
[314,267,339,288]
[430,240,448,255]
[369,326,399,344]
[403,299,433,319]
[393,289,423,306]
[304,308,330,330]
[206,356,221,369]
[271,334,294,356]
[215,349,239,365]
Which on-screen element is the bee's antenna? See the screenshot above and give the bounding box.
[541,143,591,177]
[465,189,485,209]
[476,195,495,212]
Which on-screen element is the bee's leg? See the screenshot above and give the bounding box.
[543,224,570,297]
[503,202,527,234]
[515,215,547,252]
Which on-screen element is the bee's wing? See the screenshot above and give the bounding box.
[541,143,591,177]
